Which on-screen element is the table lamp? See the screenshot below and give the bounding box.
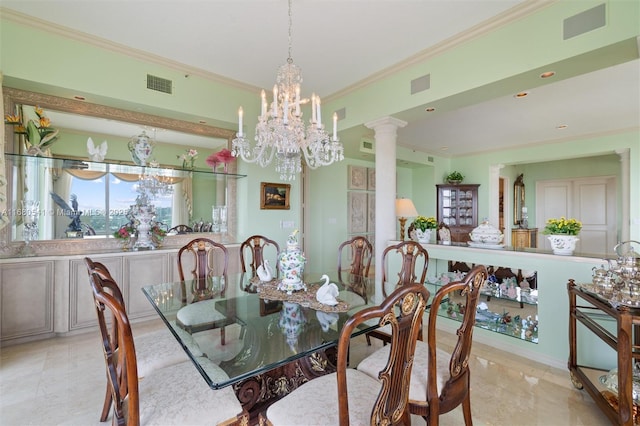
[395,198,418,240]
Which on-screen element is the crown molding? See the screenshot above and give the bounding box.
[0,7,261,94]
[325,0,557,102]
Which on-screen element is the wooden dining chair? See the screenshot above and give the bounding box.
[337,235,373,281]
[337,236,373,306]
[239,234,280,277]
[176,238,233,344]
[84,257,205,422]
[366,240,429,345]
[87,269,245,426]
[265,283,430,426]
[357,265,488,426]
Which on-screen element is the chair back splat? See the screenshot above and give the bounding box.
[382,240,429,297]
[343,284,429,425]
[177,238,228,301]
[337,236,373,280]
[367,240,428,346]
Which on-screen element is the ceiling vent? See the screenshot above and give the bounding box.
[360,138,375,154]
[147,74,173,94]
[563,3,606,40]
[410,74,430,95]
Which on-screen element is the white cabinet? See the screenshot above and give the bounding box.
[0,260,54,341]
[69,256,123,331]
[1,242,241,345]
[125,253,169,319]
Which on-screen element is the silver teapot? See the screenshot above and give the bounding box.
[610,241,640,281]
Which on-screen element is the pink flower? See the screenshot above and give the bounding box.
[215,148,235,163]
[205,153,220,168]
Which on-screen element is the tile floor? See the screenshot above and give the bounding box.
[1,319,610,425]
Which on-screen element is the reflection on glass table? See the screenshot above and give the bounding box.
[141,272,377,390]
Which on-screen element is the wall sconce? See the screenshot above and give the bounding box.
[395,198,418,241]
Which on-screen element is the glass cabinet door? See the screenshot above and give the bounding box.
[436,184,480,243]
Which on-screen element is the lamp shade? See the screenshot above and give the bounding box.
[395,198,418,217]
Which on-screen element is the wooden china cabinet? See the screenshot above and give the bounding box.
[436,184,479,243]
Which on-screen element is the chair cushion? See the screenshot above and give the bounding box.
[139,358,243,426]
[357,340,449,401]
[176,299,227,328]
[266,369,381,426]
[135,324,203,378]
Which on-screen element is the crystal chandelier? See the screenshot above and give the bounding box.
[137,162,173,203]
[231,0,344,181]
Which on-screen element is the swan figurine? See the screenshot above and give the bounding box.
[87,137,108,162]
[256,259,273,282]
[316,274,339,306]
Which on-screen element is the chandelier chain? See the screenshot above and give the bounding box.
[230,0,344,180]
[287,0,293,62]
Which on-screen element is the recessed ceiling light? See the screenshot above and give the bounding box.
[556,124,568,130]
[440,146,449,151]
[73,95,86,101]
[425,107,436,112]
[514,91,529,99]
[540,71,555,79]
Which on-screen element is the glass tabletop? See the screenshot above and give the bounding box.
[142,271,376,389]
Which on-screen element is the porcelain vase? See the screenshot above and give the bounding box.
[278,244,307,293]
[548,234,579,255]
[133,205,156,250]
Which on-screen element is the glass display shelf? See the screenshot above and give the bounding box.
[5,153,247,180]
[426,270,538,343]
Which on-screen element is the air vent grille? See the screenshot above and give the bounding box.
[563,3,606,40]
[147,74,173,94]
[360,138,375,154]
[410,74,431,95]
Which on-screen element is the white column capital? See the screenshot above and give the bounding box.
[365,116,408,132]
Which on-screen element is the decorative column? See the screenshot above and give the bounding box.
[365,116,407,303]
[616,148,630,240]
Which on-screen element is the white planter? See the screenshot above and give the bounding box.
[411,228,432,244]
[548,234,579,255]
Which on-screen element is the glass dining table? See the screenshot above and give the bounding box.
[141,271,376,421]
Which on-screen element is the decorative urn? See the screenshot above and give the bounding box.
[278,230,307,294]
[469,220,504,245]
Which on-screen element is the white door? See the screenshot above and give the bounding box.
[536,176,617,255]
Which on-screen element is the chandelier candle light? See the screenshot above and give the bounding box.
[231,0,344,181]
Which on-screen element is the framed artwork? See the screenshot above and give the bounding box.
[260,182,291,210]
[348,192,367,233]
[367,168,376,191]
[367,193,376,233]
[348,165,367,190]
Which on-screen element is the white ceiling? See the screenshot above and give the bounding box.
[2,1,639,158]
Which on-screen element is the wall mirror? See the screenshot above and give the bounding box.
[2,87,239,254]
[513,173,525,227]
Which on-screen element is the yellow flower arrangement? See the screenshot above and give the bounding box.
[4,106,59,156]
[411,216,438,231]
[542,217,582,235]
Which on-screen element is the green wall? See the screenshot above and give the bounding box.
[2,1,639,266]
